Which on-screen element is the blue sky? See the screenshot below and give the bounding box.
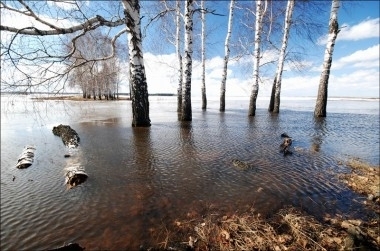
[1,1,379,98]
[139,1,379,98]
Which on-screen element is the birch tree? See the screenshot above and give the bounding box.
[200,0,207,110]
[248,0,267,116]
[176,0,184,112]
[268,0,295,113]
[314,0,340,117]
[67,30,120,100]
[180,0,194,121]
[122,0,150,126]
[1,0,150,127]
[219,0,235,112]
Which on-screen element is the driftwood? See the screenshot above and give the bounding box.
[65,168,88,188]
[16,146,36,169]
[52,124,80,148]
[63,150,88,189]
[280,133,293,156]
[52,125,88,188]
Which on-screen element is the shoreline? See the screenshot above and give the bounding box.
[52,159,379,251]
[30,95,131,101]
[147,158,379,250]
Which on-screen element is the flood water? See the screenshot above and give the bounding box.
[1,95,379,250]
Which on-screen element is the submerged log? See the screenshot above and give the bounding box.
[48,243,84,251]
[16,146,36,169]
[52,124,80,148]
[65,169,88,188]
[52,125,88,188]
[64,153,88,188]
[281,132,290,138]
[232,159,251,170]
[280,137,293,156]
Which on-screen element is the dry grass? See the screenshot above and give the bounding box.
[146,159,380,250]
[148,206,379,251]
[340,158,380,213]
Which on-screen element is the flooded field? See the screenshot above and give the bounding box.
[1,95,379,250]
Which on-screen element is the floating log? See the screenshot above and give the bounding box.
[16,146,36,169]
[52,124,80,148]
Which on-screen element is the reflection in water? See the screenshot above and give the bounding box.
[129,127,156,247]
[311,117,327,153]
[1,97,379,250]
[179,121,195,157]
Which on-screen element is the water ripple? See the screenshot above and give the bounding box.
[1,97,378,250]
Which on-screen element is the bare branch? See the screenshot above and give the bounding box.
[1,15,125,35]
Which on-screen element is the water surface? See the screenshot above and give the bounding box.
[1,95,379,250]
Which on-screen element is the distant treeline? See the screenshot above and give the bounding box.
[1,91,176,97]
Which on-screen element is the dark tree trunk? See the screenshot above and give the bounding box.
[177,87,182,112]
[248,88,258,116]
[220,88,225,112]
[202,88,207,110]
[268,76,276,112]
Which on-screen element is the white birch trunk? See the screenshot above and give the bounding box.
[220,0,235,112]
[269,0,295,113]
[248,0,266,116]
[122,0,151,126]
[176,0,183,112]
[201,0,207,110]
[180,0,194,121]
[314,0,340,117]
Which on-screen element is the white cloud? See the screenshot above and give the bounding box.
[279,66,380,98]
[281,75,320,97]
[329,68,379,97]
[310,44,380,72]
[317,17,379,45]
[261,49,279,65]
[0,6,80,32]
[332,44,379,70]
[339,18,380,41]
[47,1,90,11]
